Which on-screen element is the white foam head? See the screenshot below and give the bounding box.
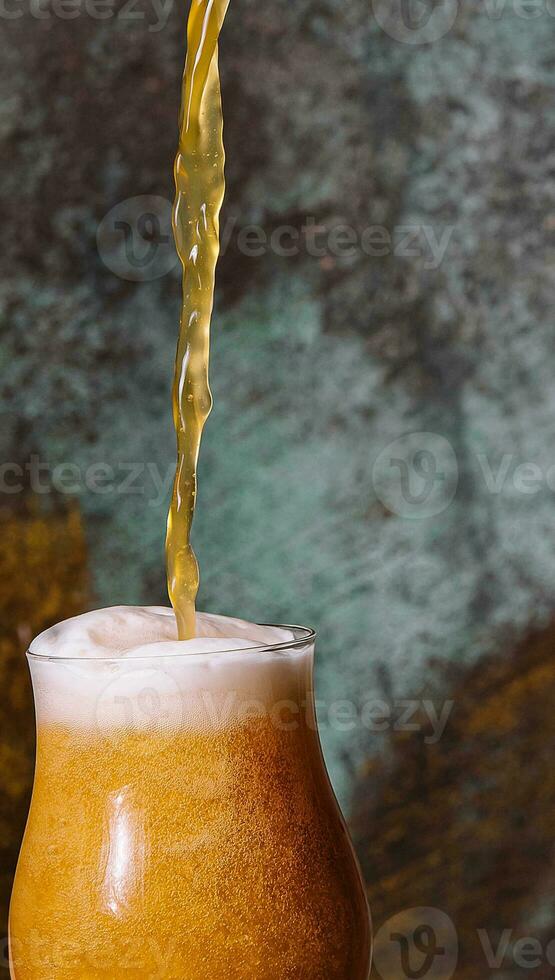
[28,607,314,733]
[30,606,294,659]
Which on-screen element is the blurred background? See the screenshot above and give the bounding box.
[1,0,555,975]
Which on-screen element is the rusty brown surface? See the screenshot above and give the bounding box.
[352,625,555,979]
[0,503,88,940]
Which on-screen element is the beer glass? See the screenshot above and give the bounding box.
[9,625,371,978]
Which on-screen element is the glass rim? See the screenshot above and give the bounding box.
[26,623,317,664]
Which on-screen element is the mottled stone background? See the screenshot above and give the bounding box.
[1,0,555,974]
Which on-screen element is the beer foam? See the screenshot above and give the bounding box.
[30,606,293,660]
[28,607,312,732]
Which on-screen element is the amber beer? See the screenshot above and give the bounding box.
[9,609,371,979]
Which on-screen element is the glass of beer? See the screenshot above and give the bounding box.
[9,607,371,979]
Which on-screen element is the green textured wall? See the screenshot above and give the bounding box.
[1,0,555,974]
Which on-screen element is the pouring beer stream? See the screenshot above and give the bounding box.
[166,0,230,639]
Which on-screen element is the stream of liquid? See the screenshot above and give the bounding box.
[166,0,230,639]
